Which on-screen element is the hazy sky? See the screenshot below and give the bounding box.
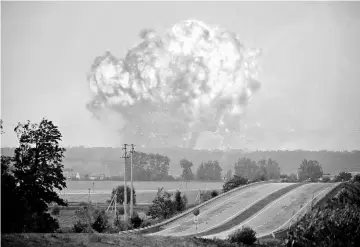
[1,1,360,150]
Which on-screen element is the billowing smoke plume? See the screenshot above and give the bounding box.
[87,20,262,149]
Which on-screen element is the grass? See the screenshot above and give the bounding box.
[1,233,285,247]
[195,183,303,237]
[60,190,201,204]
[65,181,223,192]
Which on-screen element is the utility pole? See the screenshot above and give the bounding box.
[88,188,91,203]
[122,144,130,223]
[130,144,135,217]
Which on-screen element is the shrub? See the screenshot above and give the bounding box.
[130,212,143,229]
[353,174,360,183]
[193,208,200,216]
[228,226,257,245]
[173,190,187,212]
[28,212,60,233]
[73,205,93,233]
[113,217,133,231]
[111,185,136,205]
[211,190,219,198]
[200,190,212,203]
[91,209,109,233]
[73,220,92,233]
[51,205,60,216]
[117,207,124,215]
[140,220,152,228]
[147,188,175,219]
[223,175,248,193]
[322,176,331,182]
[286,182,360,246]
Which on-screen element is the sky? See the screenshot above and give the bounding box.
[1,1,360,151]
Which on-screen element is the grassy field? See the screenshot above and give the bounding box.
[60,181,223,204]
[64,181,223,194]
[60,190,203,205]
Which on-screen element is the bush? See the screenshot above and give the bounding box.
[228,226,257,245]
[193,208,200,216]
[27,212,60,233]
[353,174,360,183]
[73,220,92,233]
[223,175,248,193]
[200,190,213,203]
[113,217,133,231]
[140,220,152,228]
[73,205,93,233]
[322,176,331,182]
[147,188,175,219]
[51,205,60,216]
[211,190,219,198]
[117,207,124,215]
[286,182,360,246]
[173,190,187,212]
[130,212,143,229]
[91,209,109,233]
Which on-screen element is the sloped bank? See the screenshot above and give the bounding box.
[259,182,343,240]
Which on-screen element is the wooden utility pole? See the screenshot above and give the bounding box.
[88,188,91,203]
[130,144,135,217]
[122,144,130,222]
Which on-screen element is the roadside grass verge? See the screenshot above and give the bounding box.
[195,183,303,237]
[1,233,286,247]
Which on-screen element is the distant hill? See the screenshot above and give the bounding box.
[1,147,359,176]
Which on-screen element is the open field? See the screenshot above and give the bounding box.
[60,181,223,204]
[203,183,338,239]
[149,182,295,237]
[64,181,223,194]
[60,189,204,205]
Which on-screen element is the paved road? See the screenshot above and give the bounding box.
[149,182,294,237]
[205,183,337,239]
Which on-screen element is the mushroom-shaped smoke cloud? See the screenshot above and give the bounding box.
[87,20,262,149]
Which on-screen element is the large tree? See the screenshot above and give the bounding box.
[234,157,258,180]
[298,159,323,181]
[111,185,136,205]
[196,160,222,181]
[180,158,194,182]
[1,118,67,232]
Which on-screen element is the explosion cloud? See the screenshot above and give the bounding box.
[87,20,262,149]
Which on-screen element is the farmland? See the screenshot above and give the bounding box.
[59,181,223,204]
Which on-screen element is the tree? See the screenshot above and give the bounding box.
[2,118,67,233]
[265,158,281,179]
[335,171,352,182]
[180,158,194,182]
[298,159,323,181]
[111,185,136,205]
[147,188,175,219]
[173,190,187,212]
[223,175,248,193]
[234,157,257,180]
[196,160,222,181]
[225,169,233,181]
[196,163,206,180]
